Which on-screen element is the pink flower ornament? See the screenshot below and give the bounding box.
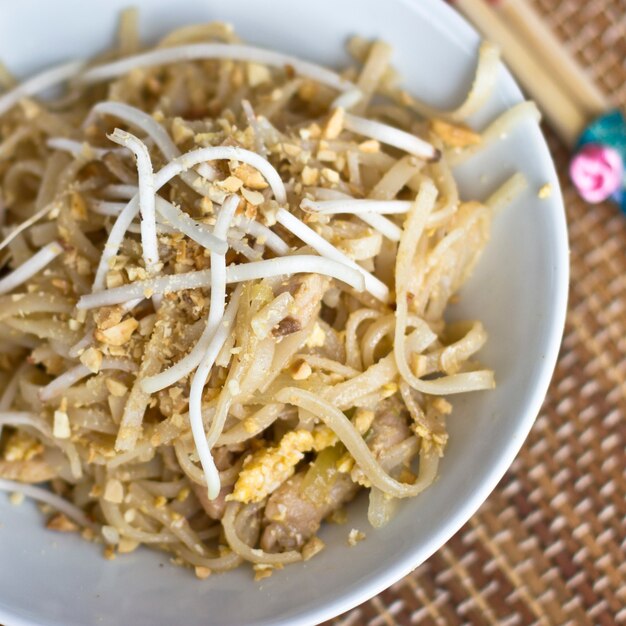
[569,144,624,204]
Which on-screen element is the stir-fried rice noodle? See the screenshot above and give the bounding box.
[0,18,533,575]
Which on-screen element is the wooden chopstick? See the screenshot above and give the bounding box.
[493,0,608,118]
[454,0,589,146]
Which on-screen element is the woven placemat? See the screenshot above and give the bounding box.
[326,1,626,624]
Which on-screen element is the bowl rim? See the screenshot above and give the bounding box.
[0,0,569,624]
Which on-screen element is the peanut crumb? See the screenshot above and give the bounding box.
[246,63,271,87]
[79,347,103,374]
[538,183,552,199]
[253,564,274,581]
[324,107,345,139]
[348,528,366,546]
[105,271,125,289]
[301,166,319,186]
[103,479,124,504]
[105,378,128,397]
[305,323,326,348]
[232,164,268,190]
[9,491,24,506]
[94,306,124,330]
[302,536,325,561]
[103,546,116,560]
[216,176,243,193]
[195,566,212,580]
[46,513,78,532]
[290,360,312,381]
[53,410,71,439]
[102,525,120,545]
[358,139,380,153]
[241,187,265,206]
[94,318,138,346]
[321,167,340,183]
[118,538,140,554]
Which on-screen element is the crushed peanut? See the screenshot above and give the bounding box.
[246,63,271,87]
[253,564,278,581]
[216,176,243,192]
[9,491,24,506]
[348,528,366,546]
[301,165,320,186]
[241,187,265,206]
[321,167,340,183]
[194,566,212,580]
[103,478,124,504]
[302,536,326,561]
[46,513,78,532]
[305,323,326,348]
[232,164,268,190]
[79,346,103,374]
[324,107,345,139]
[118,538,140,554]
[290,360,312,381]
[538,183,552,199]
[94,318,138,346]
[53,409,71,439]
[94,306,124,330]
[105,377,128,397]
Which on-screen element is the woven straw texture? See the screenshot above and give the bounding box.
[325,1,626,624]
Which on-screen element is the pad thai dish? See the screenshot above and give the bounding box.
[0,13,537,579]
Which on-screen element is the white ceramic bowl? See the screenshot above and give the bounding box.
[0,0,568,624]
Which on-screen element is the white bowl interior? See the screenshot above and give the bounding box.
[0,1,568,625]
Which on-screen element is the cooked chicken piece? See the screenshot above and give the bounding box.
[261,472,358,552]
[366,397,412,459]
[273,274,330,337]
[191,482,231,520]
[260,398,415,553]
[0,459,56,483]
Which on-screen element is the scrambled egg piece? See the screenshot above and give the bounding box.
[228,430,315,504]
[228,426,337,504]
[2,431,44,462]
[312,425,337,451]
